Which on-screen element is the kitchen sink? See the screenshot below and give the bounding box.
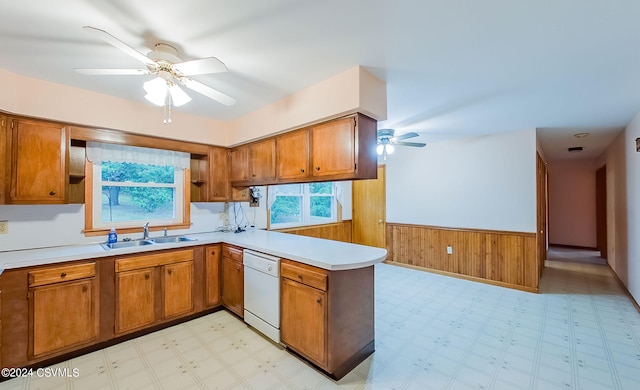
[101,239,154,250]
[152,236,198,244]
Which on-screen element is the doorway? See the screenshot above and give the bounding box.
[352,165,386,248]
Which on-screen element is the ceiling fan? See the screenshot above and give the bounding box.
[377,129,426,159]
[75,26,235,123]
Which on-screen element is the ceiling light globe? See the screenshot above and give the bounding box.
[376,144,384,155]
[385,143,395,154]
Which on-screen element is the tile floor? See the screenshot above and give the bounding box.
[2,248,640,389]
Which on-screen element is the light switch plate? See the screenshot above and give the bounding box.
[446,245,453,255]
[0,221,8,234]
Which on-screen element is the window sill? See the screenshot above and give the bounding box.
[83,223,192,237]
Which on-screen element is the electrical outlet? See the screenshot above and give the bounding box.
[249,198,259,207]
[446,245,453,255]
[0,220,8,234]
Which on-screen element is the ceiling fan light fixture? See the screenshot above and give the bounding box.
[385,143,395,154]
[168,84,191,107]
[143,91,167,106]
[376,144,385,155]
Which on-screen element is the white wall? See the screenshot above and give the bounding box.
[386,129,537,232]
[547,159,597,248]
[0,203,227,252]
[601,110,640,304]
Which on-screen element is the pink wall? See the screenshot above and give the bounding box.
[547,159,598,248]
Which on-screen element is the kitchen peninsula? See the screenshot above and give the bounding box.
[0,229,387,380]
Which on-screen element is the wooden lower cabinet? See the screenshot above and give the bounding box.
[115,268,155,334]
[280,259,375,380]
[221,245,243,317]
[114,249,195,335]
[205,245,221,307]
[281,278,326,366]
[163,261,194,318]
[28,262,98,358]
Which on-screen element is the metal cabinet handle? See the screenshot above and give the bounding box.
[168,269,172,275]
[49,191,56,196]
[60,272,67,278]
[315,166,320,171]
[316,298,321,304]
[300,168,305,173]
[297,274,302,279]
[145,274,150,280]
[82,285,88,293]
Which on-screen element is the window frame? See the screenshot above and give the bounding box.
[84,161,191,237]
[268,182,337,229]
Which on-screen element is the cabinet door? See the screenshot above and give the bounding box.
[281,278,327,366]
[0,115,7,204]
[205,245,221,307]
[163,261,194,318]
[230,145,249,182]
[9,119,68,203]
[221,256,244,317]
[116,268,155,334]
[30,279,97,357]
[311,117,355,177]
[249,138,276,182]
[276,129,309,181]
[210,147,230,201]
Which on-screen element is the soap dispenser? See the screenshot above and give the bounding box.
[108,227,118,244]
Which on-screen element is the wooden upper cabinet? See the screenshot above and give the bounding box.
[311,117,356,177]
[8,118,68,204]
[209,146,230,201]
[249,138,276,183]
[276,128,310,181]
[231,138,276,185]
[310,114,377,181]
[230,145,249,183]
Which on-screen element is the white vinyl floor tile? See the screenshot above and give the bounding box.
[2,248,640,389]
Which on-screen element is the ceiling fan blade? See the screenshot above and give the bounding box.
[180,77,236,106]
[74,68,150,76]
[173,57,228,76]
[395,141,426,147]
[83,26,156,68]
[394,132,420,141]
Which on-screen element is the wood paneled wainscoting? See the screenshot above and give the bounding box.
[385,223,538,292]
[273,221,352,243]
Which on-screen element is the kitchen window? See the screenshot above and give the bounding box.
[268,182,337,229]
[85,142,190,234]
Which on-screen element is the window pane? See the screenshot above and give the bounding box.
[101,162,175,184]
[101,186,175,222]
[309,182,332,194]
[270,196,302,224]
[310,196,333,219]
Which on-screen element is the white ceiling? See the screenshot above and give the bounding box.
[2,0,639,160]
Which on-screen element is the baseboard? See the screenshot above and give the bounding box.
[607,265,640,313]
[548,243,598,251]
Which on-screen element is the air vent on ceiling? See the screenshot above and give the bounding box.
[568,146,583,152]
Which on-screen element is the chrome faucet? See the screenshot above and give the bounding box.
[143,222,150,240]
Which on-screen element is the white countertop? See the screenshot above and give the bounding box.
[0,229,387,273]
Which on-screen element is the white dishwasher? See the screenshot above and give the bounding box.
[243,249,281,343]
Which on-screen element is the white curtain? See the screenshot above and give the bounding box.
[86,142,190,169]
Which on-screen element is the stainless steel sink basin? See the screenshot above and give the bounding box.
[152,236,197,244]
[101,239,154,250]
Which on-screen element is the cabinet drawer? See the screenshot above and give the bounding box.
[222,245,243,262]
[281,261,327,291]
[115,249,194,272]
[28,263,95,287]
